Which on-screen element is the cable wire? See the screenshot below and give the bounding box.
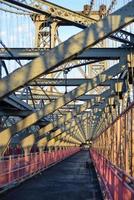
[107,0,117,15]
[0,1,35,15]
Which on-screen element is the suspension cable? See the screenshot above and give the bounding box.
[0,6,32,15]
[107,0,117,15]
[89,0,95,15]
[0,1,36,15]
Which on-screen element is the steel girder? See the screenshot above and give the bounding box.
[91,100,120,139]
[33,88,121,149]
[1,48,133,60]
[36,122,83,148]
[0,110,33,117]
[5,83,119,150]
[27,79,119,87]
[0,59,126,155]
[32,1,134,46]
[3,95,33,111]
[36,1,134,46]
[18,94,98,101]
[36,117,88,148]
[110,29,134,45]
[37,112,92,148]
[35,88,114,139]
[0,2,133,99]
[14,110,89,150]
[23,124,82,150]
[20,114,88,149]
[46,132,81,147]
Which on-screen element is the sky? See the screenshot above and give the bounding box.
[48,0,131,11]
[48,0,95,10]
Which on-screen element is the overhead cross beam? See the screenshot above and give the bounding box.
[28,79,119,87]
[1,47,133,60]
[18,94,99,101]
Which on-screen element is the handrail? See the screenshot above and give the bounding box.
[94,101,134,141]
[0,147,80,192]
[90,149,134,200]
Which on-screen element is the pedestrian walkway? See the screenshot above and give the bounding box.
[1,150,103,200]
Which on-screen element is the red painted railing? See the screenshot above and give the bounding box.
[0,147,80,190]
[90,149,134,200]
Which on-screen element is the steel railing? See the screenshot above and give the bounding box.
[0,147,80,191]
[90,149,134,200]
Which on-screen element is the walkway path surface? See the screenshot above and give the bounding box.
[1,150,103,200]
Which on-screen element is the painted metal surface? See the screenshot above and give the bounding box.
[1,48,133,60]
[0,147,80,190]
[90,149,134,200]
[93,102,134,176]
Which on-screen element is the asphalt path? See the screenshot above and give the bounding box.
[1,150,103,200]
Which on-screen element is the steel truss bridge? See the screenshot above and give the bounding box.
[0,0,134,199]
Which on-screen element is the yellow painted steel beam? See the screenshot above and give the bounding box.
[36,115,89,150]
[47,134,80,147]
[36,122,82,149]
[62,136,80,145]
[37,0,96,25]
[38,124,84,148]
[17,88,113,148]
[37,114,88,144]
[37,129,81,148]
[55,132,81,144]
[54,140,78,147]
